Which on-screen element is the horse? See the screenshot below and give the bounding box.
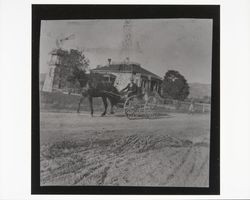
[75,71,121,117]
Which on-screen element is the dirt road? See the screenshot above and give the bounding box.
[40,112,210,187]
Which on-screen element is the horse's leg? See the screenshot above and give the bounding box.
[77,96,84,113]
[101,96,108,116]
[110,104,114,114]
[88,96,94,117]
[109,98,115,114]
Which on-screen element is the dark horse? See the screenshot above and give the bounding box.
[75,71,121,116]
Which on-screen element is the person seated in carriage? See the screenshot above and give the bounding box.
[120,77,138,98]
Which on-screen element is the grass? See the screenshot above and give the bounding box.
[40,91,105,112]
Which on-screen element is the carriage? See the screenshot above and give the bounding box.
[103,90,162,120]
[124,93,161,119]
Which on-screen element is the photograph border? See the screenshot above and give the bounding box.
[32,4,220,195]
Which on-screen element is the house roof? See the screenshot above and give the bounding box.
[92,63,162,80]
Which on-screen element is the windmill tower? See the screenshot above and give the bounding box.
[42,34,75,92]
[120,20,133,62]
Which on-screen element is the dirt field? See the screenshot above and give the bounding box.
[40,111,210,187]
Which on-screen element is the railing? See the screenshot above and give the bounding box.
[145,92,210,113]
[161,98,210,113]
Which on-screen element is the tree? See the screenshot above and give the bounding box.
[59,49,89,71]
[162,70,189,101]
[55,49,89,89]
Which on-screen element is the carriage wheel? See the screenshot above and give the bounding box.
[144,96,158,119]
[124,95,139,120]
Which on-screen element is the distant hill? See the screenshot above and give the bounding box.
[188,83,211,98]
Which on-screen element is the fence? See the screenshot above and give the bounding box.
[156,98,210,113]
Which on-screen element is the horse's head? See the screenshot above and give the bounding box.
[77,72,103,89]
[72,69,89,88]
[78,76,89,88]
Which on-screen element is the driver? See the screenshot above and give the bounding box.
[121,77,138,98]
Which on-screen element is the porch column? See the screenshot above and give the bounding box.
[148,76,151,91]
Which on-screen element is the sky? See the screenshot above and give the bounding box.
[40,19,212,84]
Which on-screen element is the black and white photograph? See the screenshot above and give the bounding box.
[32,5,220,194]
[3,1,250,199]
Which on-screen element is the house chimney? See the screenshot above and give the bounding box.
[126,57,130,64]
[108,58,111,65]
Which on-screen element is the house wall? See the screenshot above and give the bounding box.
[42,65,56,92]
